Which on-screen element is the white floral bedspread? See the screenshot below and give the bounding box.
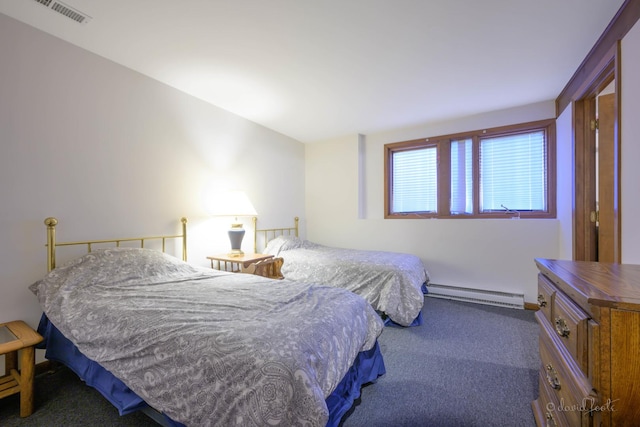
[263,237,429,326]
[29,248,383,427]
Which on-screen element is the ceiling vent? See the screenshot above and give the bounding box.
[33,0,92,24]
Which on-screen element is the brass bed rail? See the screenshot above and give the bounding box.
[253,217,299,253]
[45,217,188,271]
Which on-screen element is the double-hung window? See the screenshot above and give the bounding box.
[384,119,556,219]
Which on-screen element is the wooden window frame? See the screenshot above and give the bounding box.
[384,119,557,219]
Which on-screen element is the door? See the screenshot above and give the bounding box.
[597,93,616,262]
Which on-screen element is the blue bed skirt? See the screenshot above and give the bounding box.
[37,314,385,427]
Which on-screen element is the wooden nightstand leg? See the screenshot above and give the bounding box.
[19,346,36,417]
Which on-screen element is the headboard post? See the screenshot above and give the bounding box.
[252,217,258,254]
[294,217,299,237]
[181,217,188,261]
[45,217,58,272]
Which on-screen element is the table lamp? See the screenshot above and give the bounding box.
[210,190,257,257]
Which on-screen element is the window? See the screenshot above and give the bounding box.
[391,145,438,214]
[450,138,473,214]
[384,119,556,219]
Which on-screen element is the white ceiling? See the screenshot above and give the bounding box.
[0,0,625,143]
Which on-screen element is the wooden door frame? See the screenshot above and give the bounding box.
[555,0,639,262]
[573,94,598,261]
[572,56,620,262]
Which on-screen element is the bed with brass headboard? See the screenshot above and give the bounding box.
[253,217,430,327]
[30,217,385,427]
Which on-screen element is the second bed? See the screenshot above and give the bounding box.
[254,218,429,327]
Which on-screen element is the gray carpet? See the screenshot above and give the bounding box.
[0,297,539,426]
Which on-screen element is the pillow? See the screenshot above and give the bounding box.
[263,235,305,255]
[29,247,201,297]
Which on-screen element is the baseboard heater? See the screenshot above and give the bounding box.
[426,284,524,309]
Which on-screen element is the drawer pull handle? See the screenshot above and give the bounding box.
[545,412,557,427]
[554,317,570,338]
[545,364,561,390]
[537,294,547,307]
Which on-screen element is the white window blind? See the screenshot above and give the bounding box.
[391,147,437,213]
[450,138,473,214]
[479,130,547,212]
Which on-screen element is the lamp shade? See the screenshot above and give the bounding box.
[208,190,258,217]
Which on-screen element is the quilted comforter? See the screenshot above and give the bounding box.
[29,248,384,427]
[263,236,429,326]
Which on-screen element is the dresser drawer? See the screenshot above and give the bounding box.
[535,369,569,427]
[553,290,589,371]
[537,274,555,322]
[539,317,597,427]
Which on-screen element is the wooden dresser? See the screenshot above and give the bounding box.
[532,259,640,427]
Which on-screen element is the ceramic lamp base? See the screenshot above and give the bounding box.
[228,224,245,257]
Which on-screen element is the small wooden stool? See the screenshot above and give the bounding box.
[0,320,43,417]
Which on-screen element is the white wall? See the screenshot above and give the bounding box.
[621,19,640,263]
[306,102,560,305]
[0,14,305,330]
[556,103,574,260]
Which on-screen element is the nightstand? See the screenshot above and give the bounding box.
[207,253,274,272]
[0,320,43,417]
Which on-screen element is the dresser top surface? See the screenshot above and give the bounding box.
[535,258,640,310]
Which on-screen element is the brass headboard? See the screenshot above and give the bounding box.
[45,217,188,271]
[253,217,299,253]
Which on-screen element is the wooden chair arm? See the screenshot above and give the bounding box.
[242,257,284,279]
